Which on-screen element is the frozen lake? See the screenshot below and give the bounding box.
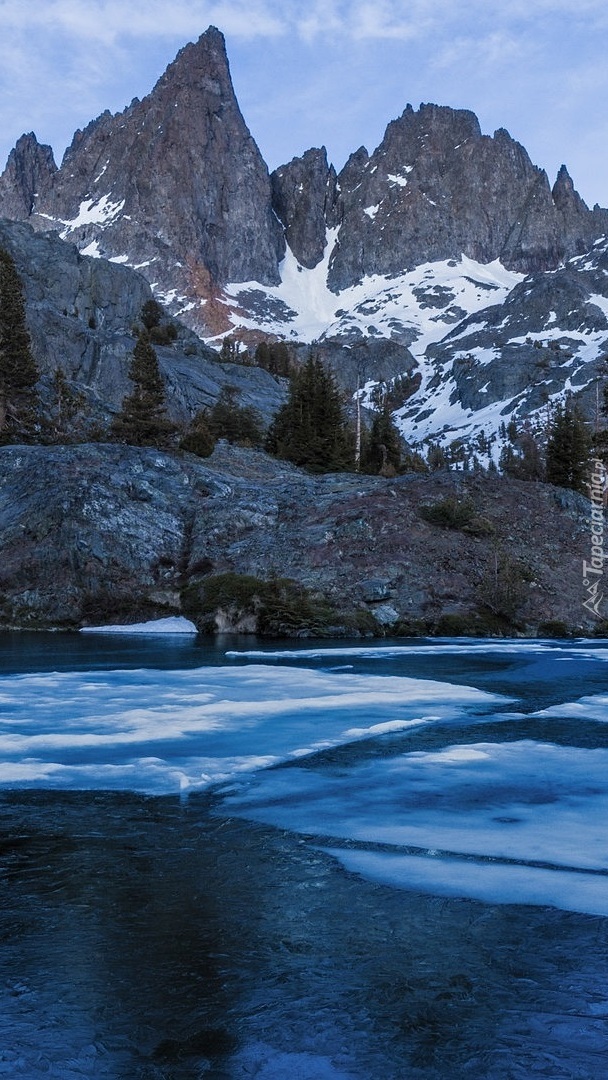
[1,633,607,1077]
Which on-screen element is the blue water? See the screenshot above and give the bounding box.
[1,634,608,1077]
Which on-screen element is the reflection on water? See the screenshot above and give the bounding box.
[1,635,608,1076]
[2,789,608,1079]
[0,630,233,675]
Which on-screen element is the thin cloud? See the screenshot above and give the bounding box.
[1,0,607,45]
[431,28,536,74]
[0,0,286,43]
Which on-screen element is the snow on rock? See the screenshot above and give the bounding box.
[387,168,413,187]
[81,239,102,258]
[59,194,126,238]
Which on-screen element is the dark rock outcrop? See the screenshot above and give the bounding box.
[325,105,608,289]
[271,147,340,268]
[291,337,418,394]
[0,442,594,633]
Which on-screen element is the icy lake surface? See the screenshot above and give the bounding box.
[1,633,608,1077]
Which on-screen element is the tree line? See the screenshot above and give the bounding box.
[0,244,604,493]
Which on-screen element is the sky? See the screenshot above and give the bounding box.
[0,0,607,206]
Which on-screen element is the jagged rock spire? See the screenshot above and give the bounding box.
[0,133,56,219]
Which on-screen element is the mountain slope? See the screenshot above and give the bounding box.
[0,218,285,427]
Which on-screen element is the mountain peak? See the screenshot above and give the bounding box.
[553,163,576,197]
[0,132,56,218]
[552,162,590,220]
[3,23,284,327]
[154,25,231,95]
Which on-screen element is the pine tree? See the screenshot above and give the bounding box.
[545,401,590,493]
[500,430,544,481]
[219,336,240,363]
[254,340,291,377]
[43,367,86,443]
[361,402,402,475]
[207,385,263,445]
[179,409,216,457]
[265,355,354,473]
[427,442,448,470]
[111,331,176,447]
[0,247,39,442]
[140,298,163,331]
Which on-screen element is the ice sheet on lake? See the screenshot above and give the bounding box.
[0,665,505,793]
[224,740,608,916]
[325,849,608,918]
[226,640,607,660]
[227,641,545,658]
[533,693,608,722]
[80,616,198,635]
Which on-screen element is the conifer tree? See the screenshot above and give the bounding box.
[254,340,291,377]
[0,247,39,442]
[179,409,215,457]
[207,385,263,445]
[427,442,448,470]
[361,402,403,475]
[111,331,176,447]
[265,354,353,472]
[219,336,239,363]
[43,367,86,443]
[140,298,163,331]
[545,401,590,493]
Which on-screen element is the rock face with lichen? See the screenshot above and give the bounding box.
[0,442,595,636]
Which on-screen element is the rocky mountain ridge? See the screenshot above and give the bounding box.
[0,26,607,454]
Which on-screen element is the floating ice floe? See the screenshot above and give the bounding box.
[0,664,506,793]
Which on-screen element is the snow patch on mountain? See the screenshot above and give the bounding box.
[224,239,523,352]
[59,194,126,238]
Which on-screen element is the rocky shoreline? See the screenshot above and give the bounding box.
[0,440,598,637]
